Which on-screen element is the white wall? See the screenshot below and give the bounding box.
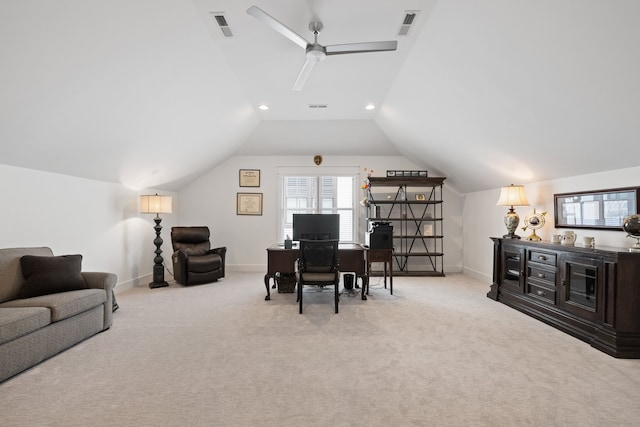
[6,161,636,288]
[0,164,178,292]
[178,155,464,273]
[462,166,640,283]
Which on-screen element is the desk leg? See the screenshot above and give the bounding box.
[264,274,274,301]
[383,262,388,289]
[389,261,393,295]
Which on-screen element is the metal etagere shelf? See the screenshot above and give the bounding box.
[366,176,446,276]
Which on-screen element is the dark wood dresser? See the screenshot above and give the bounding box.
[488,237,640,358]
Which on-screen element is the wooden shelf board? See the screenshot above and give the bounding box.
[370,200,442,204]
[368,177,446,186]
[368,217,443,221]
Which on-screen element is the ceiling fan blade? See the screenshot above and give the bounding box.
[247,6,309,49]
[325,40,398,56]
[292,56,320,91]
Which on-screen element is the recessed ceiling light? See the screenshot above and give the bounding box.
[258,104,269,111]
[365,104,376,110]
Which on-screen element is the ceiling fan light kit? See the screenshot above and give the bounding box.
[247,5,398,91]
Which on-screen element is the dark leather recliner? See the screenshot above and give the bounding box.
[171,226,226,286]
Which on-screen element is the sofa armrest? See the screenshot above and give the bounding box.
[81,272,117,329]
[82,272,117,292]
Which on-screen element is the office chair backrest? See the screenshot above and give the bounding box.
[299,239,339,273]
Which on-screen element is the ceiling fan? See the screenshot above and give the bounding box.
[247,5,398,91]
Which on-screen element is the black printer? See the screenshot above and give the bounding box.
[366,221,393,249]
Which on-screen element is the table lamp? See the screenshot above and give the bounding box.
[140,194,172,288]
[496,184,529,239]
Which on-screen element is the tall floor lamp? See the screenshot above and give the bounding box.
[496,184,529,239]
[140,194,173,288]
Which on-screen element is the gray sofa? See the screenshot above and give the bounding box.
[0,247,116,382]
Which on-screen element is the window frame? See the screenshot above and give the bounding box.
[277,166,361,243]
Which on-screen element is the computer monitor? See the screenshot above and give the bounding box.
[292,214,340,241]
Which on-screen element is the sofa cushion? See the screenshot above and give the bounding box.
[0,307,51,345]
[19,254,87,298]
[0,247,53,303]
[1,289,106,322]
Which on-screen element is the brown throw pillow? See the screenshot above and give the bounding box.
[19,254,87,298]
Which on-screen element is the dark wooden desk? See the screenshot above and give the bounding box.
[366,248,393,296]
[264,243,368,301]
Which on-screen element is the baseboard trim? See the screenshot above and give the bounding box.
[462,267,491,284]
[113,275,147,294]
[227,264,267,273]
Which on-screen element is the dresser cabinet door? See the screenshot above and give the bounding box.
[500,245,525,292]
[559,254,604,321]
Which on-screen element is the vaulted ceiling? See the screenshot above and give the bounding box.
[1,1,638,193]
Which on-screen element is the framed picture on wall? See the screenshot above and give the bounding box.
[239,169,260,187]
[554,187,640,229]
[237,192,263,216]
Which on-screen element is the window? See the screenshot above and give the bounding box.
[279,173,357,242]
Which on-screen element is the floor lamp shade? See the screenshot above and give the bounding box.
[496,185,529,239]
[140,194,172,215]
[140,194,172,288]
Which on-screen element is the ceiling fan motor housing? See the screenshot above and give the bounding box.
[306,44,327,62]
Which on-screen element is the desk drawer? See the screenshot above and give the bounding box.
[368,249,392,263]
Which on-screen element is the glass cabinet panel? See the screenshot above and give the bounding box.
[566,264,597,309]
[501,247,524,290]
[561,255,602,321]
[505,254,521,281]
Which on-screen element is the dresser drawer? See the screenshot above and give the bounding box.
[528,250,556,266]
[527,265,556,287]
[527,282,556,304]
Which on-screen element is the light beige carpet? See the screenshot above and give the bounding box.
[1,272,639,427]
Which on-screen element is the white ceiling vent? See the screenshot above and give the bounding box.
[210,12,233,37]
[308,104,328,109]
[398,11,419,36]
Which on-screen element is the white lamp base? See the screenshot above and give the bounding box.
[503,209,521,239]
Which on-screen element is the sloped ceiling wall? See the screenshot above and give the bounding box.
[0,0,259,190]
[377,0,640,193]
[1,1,639,194]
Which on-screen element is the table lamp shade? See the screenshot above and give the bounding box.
[140,194,172,214]
[496,185,529,207]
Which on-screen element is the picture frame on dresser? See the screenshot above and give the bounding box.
[554,186,639,229]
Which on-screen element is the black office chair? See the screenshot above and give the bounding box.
[296,239,340,314]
